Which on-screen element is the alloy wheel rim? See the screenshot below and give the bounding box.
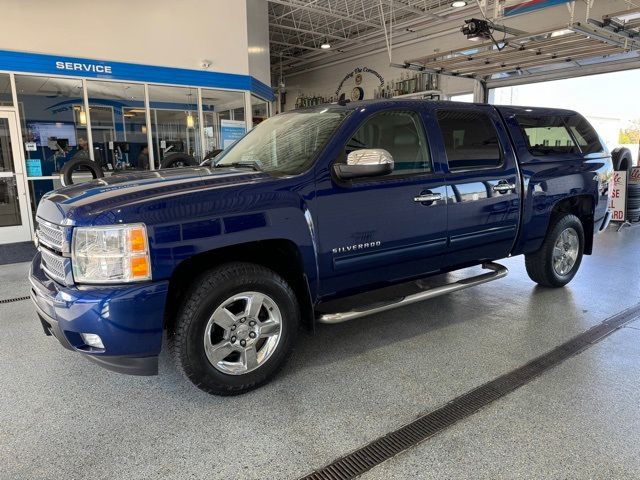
[203,291,283,375]
[552,227,579,276]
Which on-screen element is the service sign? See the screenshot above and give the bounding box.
[629,167,640,185]
[609,171,627,222]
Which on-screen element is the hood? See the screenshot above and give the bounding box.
[37,166,272,226]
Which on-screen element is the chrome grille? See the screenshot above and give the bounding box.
[40,247,68,285]
[37,220,64,252]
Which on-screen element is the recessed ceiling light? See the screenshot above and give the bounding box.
[451,1,467,7]
[320,39,331,49]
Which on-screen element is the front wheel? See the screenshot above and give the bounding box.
[169,263,299,395]
[525,214,584,288]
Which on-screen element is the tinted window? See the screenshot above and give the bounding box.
[436,110,501,170]
[343,110,431,176]
[565,115,603,154]
[517,115,579,155]
[516,115,603,155]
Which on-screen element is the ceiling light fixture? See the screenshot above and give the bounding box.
[320,39,331,50]
[451,1,467,7]
[186,113,195,129]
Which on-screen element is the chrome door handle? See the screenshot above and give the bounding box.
[493,183,516,193]
[414,193,442,203]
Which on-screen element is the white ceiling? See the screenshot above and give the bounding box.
[268,0,486,76]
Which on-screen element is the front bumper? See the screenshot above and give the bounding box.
[29,252,169,376]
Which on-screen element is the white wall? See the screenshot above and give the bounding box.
[0,0,269,79]
[246,0,271,85]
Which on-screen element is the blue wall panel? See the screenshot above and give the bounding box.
[0,50,274,101]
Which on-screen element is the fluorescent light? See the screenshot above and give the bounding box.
[186,113,195,128]
[451,1,467,7]
[320,40,331,49]
[79,110,87,125]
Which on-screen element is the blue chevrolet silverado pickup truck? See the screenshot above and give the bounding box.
[29,100,612,395]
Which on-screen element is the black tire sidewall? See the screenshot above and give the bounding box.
[160,153,198,169]
[178,265,298,393]
[545,215,584,287]
[60,158,104,186]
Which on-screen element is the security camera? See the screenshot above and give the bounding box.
[201,60,212,69]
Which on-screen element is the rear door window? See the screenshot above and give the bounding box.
[436,110,502,171]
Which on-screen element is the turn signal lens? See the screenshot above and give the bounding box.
[129,227,147,252]
[130,256,150,279]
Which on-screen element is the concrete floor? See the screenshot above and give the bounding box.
[1,226,639,480]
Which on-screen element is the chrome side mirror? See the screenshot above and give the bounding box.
[334,148,394,180]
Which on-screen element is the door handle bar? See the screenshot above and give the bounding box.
[414,193,442,203]
[493,183,516,193]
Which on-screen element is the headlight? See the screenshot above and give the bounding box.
[72,224,151,284]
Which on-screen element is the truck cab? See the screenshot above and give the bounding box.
[29,100,612,395]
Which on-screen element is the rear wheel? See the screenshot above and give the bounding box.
[169,263,299,395]
[525,214,584,288]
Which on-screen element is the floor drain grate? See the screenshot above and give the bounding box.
[301,304,640,480]
[0,296,31,304]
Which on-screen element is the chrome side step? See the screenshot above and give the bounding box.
[317,262,508,324]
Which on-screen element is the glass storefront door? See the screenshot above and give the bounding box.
[0,111,32,243]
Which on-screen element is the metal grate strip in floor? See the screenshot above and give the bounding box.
[301,304,640,480]
[0,296,31,304]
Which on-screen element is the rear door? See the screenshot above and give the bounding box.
[433,104,521,266]
[314,105,448,297]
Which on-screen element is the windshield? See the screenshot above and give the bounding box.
[215,109,348,175]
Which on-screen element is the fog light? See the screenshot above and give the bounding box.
[80,333,104,349]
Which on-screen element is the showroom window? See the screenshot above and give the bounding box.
[251,95,269,126]
[15,75,86,178]
[0,74,12,106]
[149,85,201,166]
[436,110,502,171]
[201,89,246,159]
[343,111,432,177]
[87,81,150,170]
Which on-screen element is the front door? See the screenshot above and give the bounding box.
[0,111,33,244]
[314,107,448,298]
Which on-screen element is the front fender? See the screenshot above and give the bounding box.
[112,184,320,299]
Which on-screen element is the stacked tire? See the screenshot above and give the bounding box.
[613,147,640,222]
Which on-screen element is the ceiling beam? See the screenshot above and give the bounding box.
[268,0,381,29]
[269,22,351,41]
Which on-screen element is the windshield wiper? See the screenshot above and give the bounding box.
[215,161,262,171]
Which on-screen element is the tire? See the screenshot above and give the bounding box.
[60,157,104,186]
[169,262,300,395]
[628,183,640,197]
[160,152,198,169]
[628,208,640,223]
[627,197,640,209]
[525,214,584,288]
[612,147,633,173]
